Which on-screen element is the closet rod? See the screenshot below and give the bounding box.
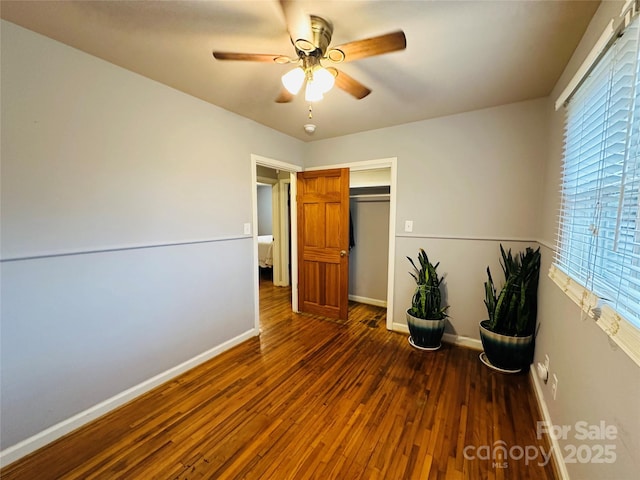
[349,194,391,201]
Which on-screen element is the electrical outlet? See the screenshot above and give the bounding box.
[551,374,559,400]
[244,223,251,235]
[544,354,550,370]
[542,354,550,384]
[404,220,413,233]
[536,361,549,384]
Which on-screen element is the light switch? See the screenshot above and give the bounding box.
[244,223,251,235]
[404,220,413,233]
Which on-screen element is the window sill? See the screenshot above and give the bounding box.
[548,265,640,368]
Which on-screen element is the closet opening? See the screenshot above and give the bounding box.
[348,169,391,309]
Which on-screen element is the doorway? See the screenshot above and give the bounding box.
[348,168,392,309]
[256,167,292,287]
[305,157,397,330]
[251,155,397,331]
[251,154,302,332]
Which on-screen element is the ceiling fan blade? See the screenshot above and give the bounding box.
[212,51,293,63]
[275,88,295,103]
[330,31,406,63]
[328,68,371,100]
[278,0,315,52]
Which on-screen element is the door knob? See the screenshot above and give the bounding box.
[340,250,348,257]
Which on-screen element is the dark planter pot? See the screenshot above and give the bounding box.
[479,320,533,372]
[406,310,445,350]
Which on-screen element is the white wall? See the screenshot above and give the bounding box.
[534,2,640,478]
[0,20,303,454]
[256,185,273,236]
[306,98,548,338]
[349,197,389,303]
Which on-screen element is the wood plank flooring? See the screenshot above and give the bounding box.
[1,280,556,479]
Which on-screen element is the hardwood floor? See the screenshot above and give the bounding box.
[1,280,556,479]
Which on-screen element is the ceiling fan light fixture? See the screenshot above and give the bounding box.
[313,67,335,94]
[282,67,305,94]
[305,80,324,102]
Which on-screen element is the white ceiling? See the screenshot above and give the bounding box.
[0,0,599,141]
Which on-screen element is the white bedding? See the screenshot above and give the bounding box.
[258,235,274,268]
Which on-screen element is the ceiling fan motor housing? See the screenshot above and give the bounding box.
[295,15,333,56]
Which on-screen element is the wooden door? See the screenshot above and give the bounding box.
[297,168,350,320]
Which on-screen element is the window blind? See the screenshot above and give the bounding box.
[554,12,640,366]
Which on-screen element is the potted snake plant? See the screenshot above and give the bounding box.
[406,249,449,350]
[480,245,541,372]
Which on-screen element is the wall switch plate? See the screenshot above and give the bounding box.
[244,223,251,235]
[404,220,413,233]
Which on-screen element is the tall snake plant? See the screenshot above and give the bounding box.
[484,245,541,336]
[407,249,449,320]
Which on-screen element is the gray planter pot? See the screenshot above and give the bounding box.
[479,320,533,372]
[406,310,445,350]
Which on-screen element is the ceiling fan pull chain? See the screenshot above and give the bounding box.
[308,104,313,119]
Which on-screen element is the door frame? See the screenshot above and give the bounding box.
[251,154,302,332]
[274,176,291,287]
[305,157,397,330]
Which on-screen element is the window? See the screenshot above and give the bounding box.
[552,9,640,366]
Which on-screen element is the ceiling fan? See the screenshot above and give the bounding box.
[212,0,406,103]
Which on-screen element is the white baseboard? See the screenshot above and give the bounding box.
[348,294,387,308]
[390,323,482,350]
[530,369,569,480]
[0,328,259,468]
[391,322,410,334]
[442,333,483,350]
